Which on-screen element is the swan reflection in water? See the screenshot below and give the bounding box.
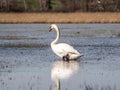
[51,60,80,90]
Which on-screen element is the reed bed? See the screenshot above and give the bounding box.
[0,12,120,23]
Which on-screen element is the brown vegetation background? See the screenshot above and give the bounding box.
[0,0,120,23]
[0,12,120,23]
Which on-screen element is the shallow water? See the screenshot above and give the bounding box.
[0,24,120,90]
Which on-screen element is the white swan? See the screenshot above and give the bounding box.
[49,24,83,61]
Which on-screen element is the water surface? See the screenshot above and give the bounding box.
[0,24,120,90]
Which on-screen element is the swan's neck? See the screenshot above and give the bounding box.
[51,27,60,45]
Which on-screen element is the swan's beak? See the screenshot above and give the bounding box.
[49,28,52,32]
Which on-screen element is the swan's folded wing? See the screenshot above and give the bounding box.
[54,43,80,55]
[60,43,80,53]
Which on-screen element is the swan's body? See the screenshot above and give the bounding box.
[49,24,83,60]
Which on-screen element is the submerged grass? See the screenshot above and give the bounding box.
[0,42,49,48]
[0,12,120,23]
[84,84,116,90]
[0,36,39,40]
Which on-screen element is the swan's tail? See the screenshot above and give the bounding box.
[79,53,84,57]
[69,53,83,60]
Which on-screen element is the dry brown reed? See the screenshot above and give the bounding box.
[0,12,120,23]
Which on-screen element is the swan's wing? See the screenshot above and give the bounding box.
[52,44,68,57]
[53,43,80,56]
[60,43,80,54]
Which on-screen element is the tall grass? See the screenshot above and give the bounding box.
[0,12,120,23]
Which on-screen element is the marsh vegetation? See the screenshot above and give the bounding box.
[0,12,120,23]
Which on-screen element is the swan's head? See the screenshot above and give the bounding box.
[49,24,58,32]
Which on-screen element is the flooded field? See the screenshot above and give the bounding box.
[0,24,120,90]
